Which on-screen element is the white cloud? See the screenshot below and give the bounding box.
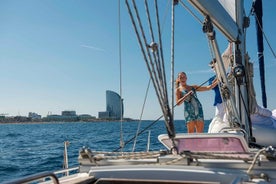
[80,44,105,52]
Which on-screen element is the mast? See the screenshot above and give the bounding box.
[235,0,252,142]
[187,0,253,143]
[253,0,267,108]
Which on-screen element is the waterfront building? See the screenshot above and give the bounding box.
[28,112,42,120]
[79,114,96,121]
[98,111,110,119]
[98,90,123,120]
[62,110,77,116]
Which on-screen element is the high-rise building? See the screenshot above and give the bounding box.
[98,90,123,120]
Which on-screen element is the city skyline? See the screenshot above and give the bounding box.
[5,90,123,120]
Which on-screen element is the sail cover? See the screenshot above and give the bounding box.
[218,0,236,21]
[188,0,239,41]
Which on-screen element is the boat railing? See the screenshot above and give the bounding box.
[1,171,59,184]
[2,167,80,184]
[54,166,80,176]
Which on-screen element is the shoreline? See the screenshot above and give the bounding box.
[0,119,141,124]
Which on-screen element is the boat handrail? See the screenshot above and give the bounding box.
[54,166,79,175]
[1,171,59,184]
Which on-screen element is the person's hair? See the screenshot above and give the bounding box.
[175,80,180,89]
[175,72,186,89]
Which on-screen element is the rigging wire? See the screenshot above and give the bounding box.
[145,0,168,106]
[113,114,163,152]
[251,8,276,59]
[155,0,169,105]
[132,0,177,152]
[132,1,171,151]
[178,0,203,25]
[170,0,175,121]
[118,0,125,151]
[132,78,151,152]
[154,0,173,138]
[129,1,163,106]
[125,0,175,140]
[178,0,216,63]
[160,0,172,33]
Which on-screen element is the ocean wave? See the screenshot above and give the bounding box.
[0,120,210,182]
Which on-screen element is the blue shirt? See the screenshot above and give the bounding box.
[209,75,222,106]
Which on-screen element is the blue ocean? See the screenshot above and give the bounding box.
[0,120,210,183]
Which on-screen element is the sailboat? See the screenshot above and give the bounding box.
[4,0,276,183]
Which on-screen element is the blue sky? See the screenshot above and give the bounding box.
[0,0,275,120]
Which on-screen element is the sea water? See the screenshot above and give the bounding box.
[0,120,210,183]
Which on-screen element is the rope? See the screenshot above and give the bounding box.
[181,151,255,162]
[81,148,257,167]
[247,148,266,174]
[82,149,166,162]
